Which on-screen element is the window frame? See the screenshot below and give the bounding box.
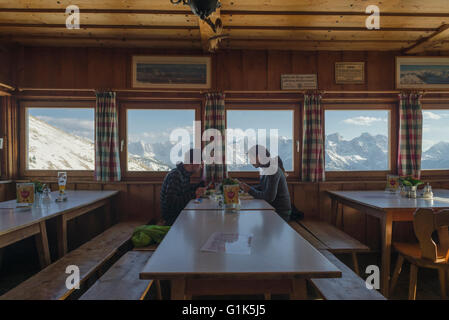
[420,103,449,179]
[323,103,398,181]
[19,100,96,178]
[225,103,301,180]
[120,100,202,180]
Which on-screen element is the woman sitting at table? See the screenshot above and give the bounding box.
[238,145,291,222]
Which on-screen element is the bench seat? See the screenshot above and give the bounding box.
[0,221,142,300]
[310,250,386,300]
[297,219,369,274]
[80,251,155,300]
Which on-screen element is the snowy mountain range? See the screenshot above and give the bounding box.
[28,116,449,172]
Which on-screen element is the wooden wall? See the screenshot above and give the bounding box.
[7,46,449,251]
[0,45,15,87]
[15,46,398,91]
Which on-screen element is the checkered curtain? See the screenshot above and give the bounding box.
[302,94,325,182]
[204,92,226,182]
[95,92,121,182]
[398,92,423,178]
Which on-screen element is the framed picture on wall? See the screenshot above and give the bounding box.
[335,62,365,84]
[396,56,449,89]
[132,56,211,89]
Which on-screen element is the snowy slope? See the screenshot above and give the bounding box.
[28,116,95,170]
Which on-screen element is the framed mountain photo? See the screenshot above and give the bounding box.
[132,56,211,89]
[396,57,449,89]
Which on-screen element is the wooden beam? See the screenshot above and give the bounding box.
[404,24,449,54]
[2,8,449,17]
[3,0,449,13]
[0,23,436,32]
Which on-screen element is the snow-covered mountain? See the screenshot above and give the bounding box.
[325,132,389,171]
[29,116,449,172]
[28,116,163,171]
[422,142,449,170]
[28,116,95,170]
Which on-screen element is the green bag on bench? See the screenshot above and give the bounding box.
[132,225,170,248]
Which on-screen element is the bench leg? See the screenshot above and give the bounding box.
[171,279,186,300]
[290,279,307,300]
[408,264,418,300]
[35,221,51,268]
[351,252,360,276]
[438,269,447,300]
[390,254,404,295]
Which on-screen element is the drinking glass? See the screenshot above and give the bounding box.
[57,171,67,195]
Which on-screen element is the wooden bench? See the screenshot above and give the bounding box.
[80,251,159,300]
[297,219,370,275]
[0,221,142,300]
[310,250,386,300]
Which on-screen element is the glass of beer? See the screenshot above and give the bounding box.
[57,171,67,195]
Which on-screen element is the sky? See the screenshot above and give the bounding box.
[422,110,449,151]
[28,107,448,153]
[325,110,390,141]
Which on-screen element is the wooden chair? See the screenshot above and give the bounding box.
[390,208,449,300]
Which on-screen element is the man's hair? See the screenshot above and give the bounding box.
[184,148,201,164]
[248,145,286,174]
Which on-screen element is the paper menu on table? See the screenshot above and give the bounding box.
[201,232,253,255]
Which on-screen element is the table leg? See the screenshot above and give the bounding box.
[290,278,307,300]
[171,279,186,300]
[35,221,51,268]
[56,215,68,258]
[380,212,393,297]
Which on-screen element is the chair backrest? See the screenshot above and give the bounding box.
[413,208,449,262]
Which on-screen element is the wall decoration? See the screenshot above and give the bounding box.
[396,56,449,89]
[335,62,365,84]
[132,56,211,89]
[281,74,318,90]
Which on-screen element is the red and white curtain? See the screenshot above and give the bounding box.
[95,92,121,182]
[302,93,325,182]
[397,92,423,178]
[204,92,226,182]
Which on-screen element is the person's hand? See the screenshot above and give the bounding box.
[239,182,251,193]
[195,187,207,198]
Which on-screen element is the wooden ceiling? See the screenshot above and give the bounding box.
[0,0,449,52]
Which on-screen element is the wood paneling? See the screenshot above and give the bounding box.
[15,47,413,92]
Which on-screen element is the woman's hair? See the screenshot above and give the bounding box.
[249,145,287,176]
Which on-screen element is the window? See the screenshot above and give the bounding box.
[26,107,95,170]
[325,109,390,171]
[422,109,449,170]
[226,109,294,172]
[127,109,196,171]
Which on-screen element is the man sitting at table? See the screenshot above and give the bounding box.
[160,149,206,225]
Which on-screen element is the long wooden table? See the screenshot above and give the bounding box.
[140,209,341,299]
[184,198,275,210]
[0,190,118,268]
[327,189,449,297]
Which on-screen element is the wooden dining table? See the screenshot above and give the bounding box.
[140,209,341,299]
[184,198,275,211]
[327,189,449,297]
[0,190,118,268]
